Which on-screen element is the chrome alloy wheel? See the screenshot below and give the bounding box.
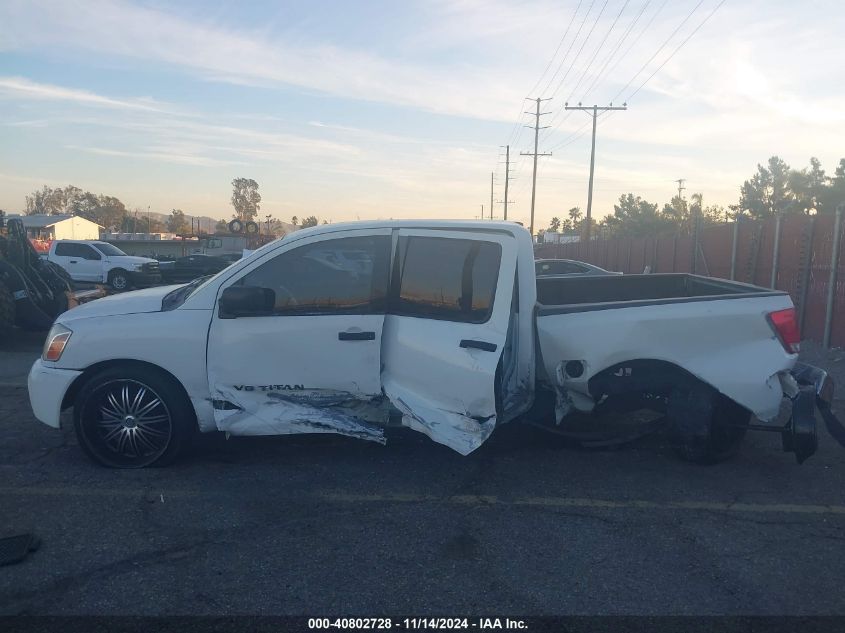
[85,380,173,465]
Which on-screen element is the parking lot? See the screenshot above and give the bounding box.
[2,332,845,616]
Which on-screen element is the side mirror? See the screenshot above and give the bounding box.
[218,285,275,319]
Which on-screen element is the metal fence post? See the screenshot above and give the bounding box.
[797,216,815,336]
[770,213,782,289]
[823,204,844,348]
[730,218,739,280]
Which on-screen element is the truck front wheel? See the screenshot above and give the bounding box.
[108,269,131,291]
[669,386,749,464]
[73,365,194,468]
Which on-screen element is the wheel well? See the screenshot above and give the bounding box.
[588,359,703,401]
[108,268,128,277]
[61,359,196,423]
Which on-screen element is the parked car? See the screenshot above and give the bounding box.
[28,220,834,468]
[159,254,231,283]
[218,253,243,264]
[45,240,160,291]
[535,258,620,276]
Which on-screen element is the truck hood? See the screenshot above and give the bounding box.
[104,255,158,266]
[60,284,183,322]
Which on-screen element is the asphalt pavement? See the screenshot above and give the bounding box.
[1,335,845,616]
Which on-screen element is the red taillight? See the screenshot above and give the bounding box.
[767,308,800,354]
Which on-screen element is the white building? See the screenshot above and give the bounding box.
[9,214,103,240]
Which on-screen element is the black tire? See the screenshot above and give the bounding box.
[108,269,131,291]
[73,365,195,468]
[0,279,15,333]
[670,388,749,464]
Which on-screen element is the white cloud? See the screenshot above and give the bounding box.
[0,76,166,112]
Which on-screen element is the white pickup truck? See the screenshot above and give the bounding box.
[45,240,161,290]
[28,220,835,468]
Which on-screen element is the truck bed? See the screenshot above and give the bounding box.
[533,273,795,423]
[536,273,783,314]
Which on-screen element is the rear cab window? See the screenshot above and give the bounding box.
[392,236,501,323]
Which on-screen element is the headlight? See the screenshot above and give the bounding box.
[132,263,146,271]
[42,323,72,362]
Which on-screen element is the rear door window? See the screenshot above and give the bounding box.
[393,236,501,323]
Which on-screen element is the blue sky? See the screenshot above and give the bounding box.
[1,0,844,229]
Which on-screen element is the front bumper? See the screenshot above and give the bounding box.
[781,362,837,463]
[28,359,83,429]
[128,271,162,287]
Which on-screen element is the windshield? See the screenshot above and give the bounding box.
[92,242,128,256]
[161,275,214,311]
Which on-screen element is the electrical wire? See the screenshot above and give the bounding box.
[610,0,705,103]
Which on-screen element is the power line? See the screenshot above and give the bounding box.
[548,0,610,102]
[502,2,585,149]
[599,0,669,96]
[540,0,597,96]
[565,0,631,104]
[626,0,727,101]
[579,0,652,101]
[610,0,705,103]
[528,0,585,99]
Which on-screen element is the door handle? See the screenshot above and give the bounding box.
[69,260,78,264]
[338,331,376,341]
[460,339,497,352]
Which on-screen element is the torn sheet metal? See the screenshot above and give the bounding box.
[383,382,496,456]
[536,294,797,423]
[212,385,387,444]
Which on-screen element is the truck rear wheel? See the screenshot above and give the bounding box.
[669,386,749,464]
[73,365,195,468]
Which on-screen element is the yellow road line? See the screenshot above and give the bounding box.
[321,492,845,515]
[2,486,845,515]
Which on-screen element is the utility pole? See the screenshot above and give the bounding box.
[564,102,628,241]
[499,145,515,220]
[520,97,553,236]
[490,172,494,220]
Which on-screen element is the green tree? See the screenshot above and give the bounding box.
[215,219,228,233]
[548,216,561,232]
[567,206,582,224]
[291,215,299,226]
[230,178,261,221]
[300,215,319,228]
[166,209,190,234]
[738,156,794,218]
[611,193,673,237]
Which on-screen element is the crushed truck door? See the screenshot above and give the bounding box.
[381,229,518,455]
[207,229,392,442]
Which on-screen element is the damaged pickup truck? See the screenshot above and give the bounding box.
[28,220,837,468]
